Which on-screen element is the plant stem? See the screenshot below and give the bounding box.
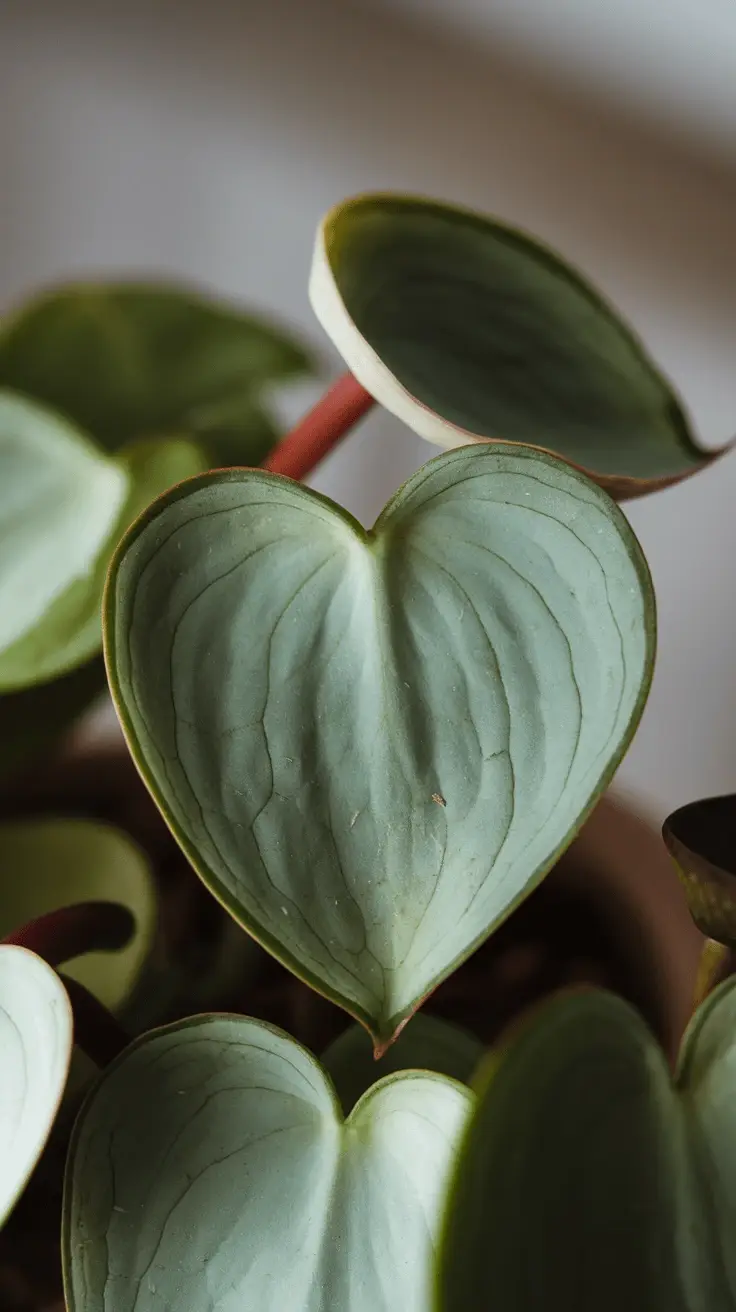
[262,372,375,480]
[3,901,135,968]
[59,974,130,1067]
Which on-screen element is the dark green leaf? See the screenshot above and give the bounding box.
[310,194,725,498]
[437,983,736,1311]
[0,280,312,457]
[323,1013,484,1114]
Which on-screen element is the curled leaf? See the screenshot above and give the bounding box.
[663,794,736,947]
[0,945,73,1226]
[310,193,727,499]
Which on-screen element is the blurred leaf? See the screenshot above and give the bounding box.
[0,280,313,459]
[0,819,156,1012]
[104,444,654,1048]
[0,392,128,693]
[0,945,72,1228]
[191,396,280,469]
[0,657,106,782]
[663,794,736,947]
[322,1013,483,1114]
[64,1015,471,1312]
[310,193,726,499]
[0,407,208,692]
[436,983,736,1311]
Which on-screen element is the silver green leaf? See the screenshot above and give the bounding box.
[0,397,208,692]
[437,981,736,1311]
[310,193,725,500]
[0,391,128,692]
[104,444,655,1046]
[0,945,73,1227]
[63,1015,471,1312]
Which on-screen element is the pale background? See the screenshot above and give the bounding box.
[2,0,736,822]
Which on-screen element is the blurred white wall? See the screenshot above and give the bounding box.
[2,0,736,822]
[365,0,736,159]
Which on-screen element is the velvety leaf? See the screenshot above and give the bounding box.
[0,281,312,456]
[0,945,72,1226]
[323,1013,484,1113]
[63,1015,471,1312]
[436,982,736,1311]
[0,392,128,692]
[663,795,736,948]
[104,444,654,1046]
[0,819,156,1012]
[310,194,724,499]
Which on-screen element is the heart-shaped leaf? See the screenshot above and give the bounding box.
[436,981,736,1311]
[310,194,726,499]
[105,444,654,1045]
[663,795,736,948]
[0,391,128,692]
[63,1014,471,1312]
[0,281,312,462]
[0,819,155,1012]
[323,1013,484,1113]
[0,944,73,1226]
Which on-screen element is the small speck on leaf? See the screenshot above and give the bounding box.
[432,793,446,807]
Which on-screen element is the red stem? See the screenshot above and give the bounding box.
[262,372,375,480]
[59,974,131,1068]
[3,901,135,968]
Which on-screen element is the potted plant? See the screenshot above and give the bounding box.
[0,193,731,1310]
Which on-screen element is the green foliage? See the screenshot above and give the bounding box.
[63,1015,471,1312]
[322,1013,483,1114]
[0,279,312,771]
[311,193,723,497]
[0,819,155,1012]
[3,200,735,1306]
[0,392,128,692]
[104,444,654,1046]
[0,281,311,458]
[437,980,736,1311]
[0,945,72,1227]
